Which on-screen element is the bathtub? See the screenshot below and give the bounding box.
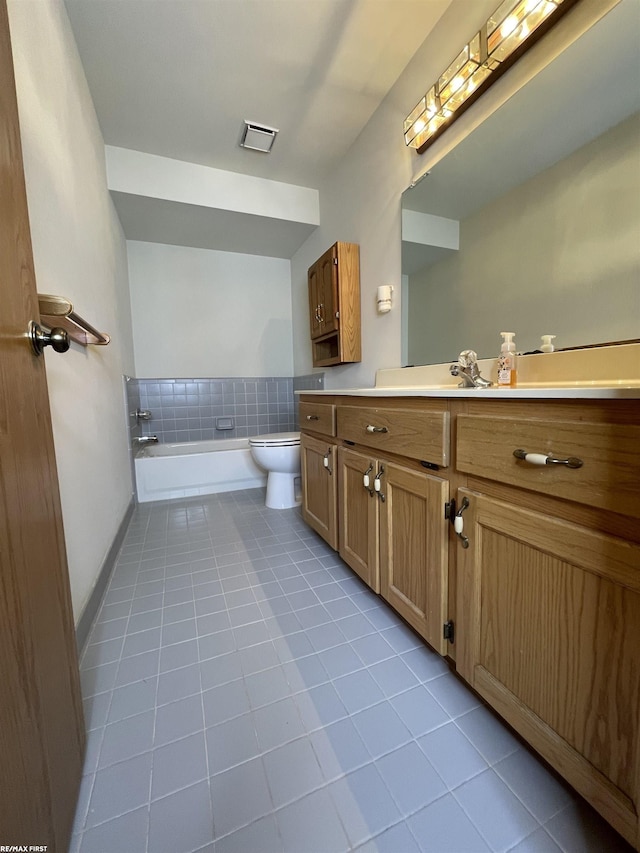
[134,438,266,503]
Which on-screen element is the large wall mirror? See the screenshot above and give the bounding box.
[402,0,640,366]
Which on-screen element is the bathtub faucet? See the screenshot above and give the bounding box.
[133,435,159,446]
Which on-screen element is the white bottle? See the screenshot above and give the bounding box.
[540,335,556,353]
[497,331,517,387]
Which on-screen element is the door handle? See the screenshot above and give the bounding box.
[29,321,69,356]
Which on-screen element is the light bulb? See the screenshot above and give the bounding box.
[500,15,518,38]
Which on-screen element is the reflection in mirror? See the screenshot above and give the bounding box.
[402,0,640,366]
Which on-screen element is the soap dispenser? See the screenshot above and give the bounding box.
[540,335,556,353]
[497,331,517,387]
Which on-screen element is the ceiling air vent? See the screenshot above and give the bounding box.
[239,120,279,153]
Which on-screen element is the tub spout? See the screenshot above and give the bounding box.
[133,435,159,446]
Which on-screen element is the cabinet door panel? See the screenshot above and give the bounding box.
[301,434,337,550]
[308,262,322,338]
[379,463,448,652]
[317,246,339,335]
[457,489,640,846]
[338,448,379,592]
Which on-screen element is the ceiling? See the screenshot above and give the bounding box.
[64,0,451,190]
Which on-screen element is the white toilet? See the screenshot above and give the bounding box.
[248,432,301,509]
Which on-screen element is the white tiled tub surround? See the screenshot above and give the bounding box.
[71,491,632,852]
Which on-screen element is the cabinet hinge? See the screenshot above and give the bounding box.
[443,620,455,643]
[444,499,455,520]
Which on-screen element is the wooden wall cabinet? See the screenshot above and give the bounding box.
[308,242,361,367]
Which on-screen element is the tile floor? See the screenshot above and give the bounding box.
[71,489,633,853]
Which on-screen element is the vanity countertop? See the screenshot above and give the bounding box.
[297,385,640,400]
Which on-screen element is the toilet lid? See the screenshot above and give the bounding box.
[249,431,300,447]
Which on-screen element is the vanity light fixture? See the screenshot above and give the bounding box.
[239,120,279,153]
[404,0,581,153]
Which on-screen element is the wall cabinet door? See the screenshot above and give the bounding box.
[300,433,337,550]
[379,463,449,654]
[456,488,640,847]
[338,447,379,593]
[308,245,338,340]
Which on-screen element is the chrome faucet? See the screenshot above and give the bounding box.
[132,435,159,446]
[450,350,493,388]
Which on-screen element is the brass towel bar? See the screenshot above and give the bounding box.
[38,294,110,346]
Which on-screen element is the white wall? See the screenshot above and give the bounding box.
[106,146,320,224]
[291,0,619,388]
[8,0,135,622]
[128,241,293,378]
[290,0,494,388]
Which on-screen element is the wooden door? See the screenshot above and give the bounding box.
[308,259,322,339]
[316,245,339,336]
[456,489,640,847]
[300,433,337,549]
[308,246,338,340]
[379,462,448,653]
[0,4,85,847]
[338,447,379,593]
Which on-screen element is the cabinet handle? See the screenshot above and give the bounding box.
[363,464,374,495]
[323,448,333,475]
[366,425,388,434]
[513,449,583,469]
[319,303,325,323]
[306,414,319,421]
[374,465,385,502]
[454,497,469,549]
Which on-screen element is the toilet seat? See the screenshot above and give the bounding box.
[249,431,300,448]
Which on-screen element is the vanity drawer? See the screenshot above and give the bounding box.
[299,402,336,437]
[337,405,449,467]
[456,414,640,518]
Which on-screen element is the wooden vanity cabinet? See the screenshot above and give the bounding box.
[307,242,361,367]
[301,434,337,550]
[454,399,640,848]
[300,402,338,550]
[335,401,450,653]
[379,461,449,654]
[300,392,640,847]
[338,446,379,592]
